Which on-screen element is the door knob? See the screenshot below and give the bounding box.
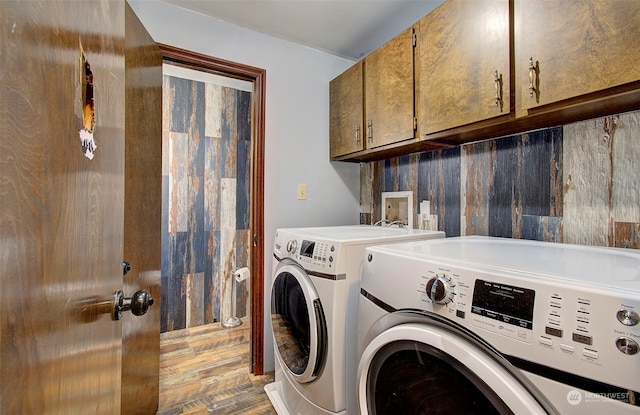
[113,289,154,320]
[123,260,131,275]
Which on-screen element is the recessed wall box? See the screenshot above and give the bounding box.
[381,191,413,228]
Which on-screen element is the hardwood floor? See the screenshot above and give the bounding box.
[157,319,276,415]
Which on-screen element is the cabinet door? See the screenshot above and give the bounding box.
[365,27,415,148]
[417,0,510,136]
[515,0,640,117]
[330,61,364,158]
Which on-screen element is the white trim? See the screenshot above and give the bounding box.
[162,62,253,92]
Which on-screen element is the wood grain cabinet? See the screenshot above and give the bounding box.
[364,27,415,149]
[417,0,510,136]
[329,61,364,158]
[514,0,640,117]
[330,27,415,158]
[330,0,640,162]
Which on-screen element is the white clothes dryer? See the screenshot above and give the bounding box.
[357,236,640,415]
[264,225,444,415]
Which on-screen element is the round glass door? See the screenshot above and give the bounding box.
[271,261,327,383]
[357,323,555,415]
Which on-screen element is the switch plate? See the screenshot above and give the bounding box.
[297,183,307,200]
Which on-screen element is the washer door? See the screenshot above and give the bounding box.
[271,260,327,384]
[357,323,555,415]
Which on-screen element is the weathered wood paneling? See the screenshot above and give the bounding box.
[362,110,639,250]
[418,147,461,238]
[360,162,375,225]
[186,272,205,327]
[564,112,640,247]
[162,75,252,332]
[461,140,492,236]
[220,178,237,324]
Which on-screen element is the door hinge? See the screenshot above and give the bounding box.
[413,32,417,47]
[413,117,418,130]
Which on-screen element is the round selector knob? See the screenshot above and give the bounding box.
[286,240,297,254]
[425,274,453,304]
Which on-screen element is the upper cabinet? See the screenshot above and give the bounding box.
[329,61,363,158]
[330,0,640,162]
[417,0,510,136]
[330,28,415,158]
[514,0,640,117]
[364,27,415,149]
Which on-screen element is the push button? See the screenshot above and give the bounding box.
[615,337,639,355]
[617,309,639,326]
[583,348,599,359]
[539,336,553,346]
[560,344,575,353]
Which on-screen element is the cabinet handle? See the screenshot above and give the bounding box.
[355,125,360,145]
[494,70,501,107]
[366,120,372,144]
[528,57,536,97]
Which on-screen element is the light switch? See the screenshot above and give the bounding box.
[297,183,307,200]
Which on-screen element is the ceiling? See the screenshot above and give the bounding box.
[161,0,444,60]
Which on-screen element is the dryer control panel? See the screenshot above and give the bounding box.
[412,263,640,395]
[363,237,640,395]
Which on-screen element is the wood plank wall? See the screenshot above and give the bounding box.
[361,110,639,249]
[162,75,252,332]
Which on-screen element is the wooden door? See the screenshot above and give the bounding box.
[1,1,160,413]
[1,0,124,413]
[122,3,163,414]
[364,27,415,148]
[330,61,364,158]
[417,0,510,135]
[514,0,640,117]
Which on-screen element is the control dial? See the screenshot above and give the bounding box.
[425,274,454,304]
[286,240,297,254]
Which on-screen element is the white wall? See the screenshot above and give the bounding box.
[128,0,360,372]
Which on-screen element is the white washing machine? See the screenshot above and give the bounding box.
[357,236,640,415]
[264,225,445,415]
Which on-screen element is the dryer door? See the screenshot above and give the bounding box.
[271,260,327,384]
[357,323,557,415]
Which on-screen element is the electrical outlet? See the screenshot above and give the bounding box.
[420,200,430,221]
[297,183,307,200]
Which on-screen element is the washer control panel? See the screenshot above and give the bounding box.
[274,230,339,274]
[295,238,335,270]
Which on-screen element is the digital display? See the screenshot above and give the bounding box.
[300,240,315,258]
[471,279,535,330]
